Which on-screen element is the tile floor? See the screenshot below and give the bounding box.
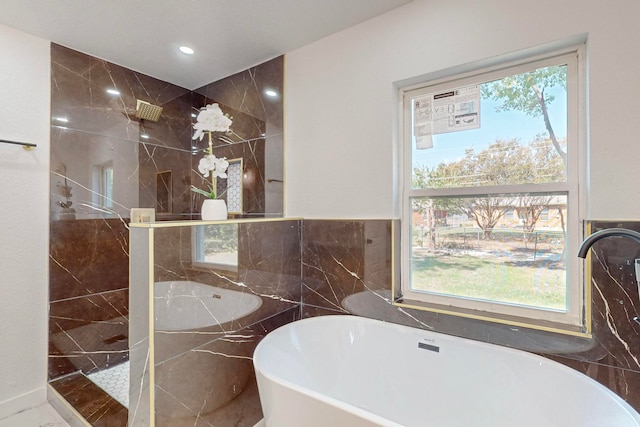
[0,388,266,427]
[0,402,70,427]
[82,362,268,426]
[46,361,268,427]
[49,373,127,426]
[86,361,129,408]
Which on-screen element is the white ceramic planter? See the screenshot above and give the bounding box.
[201,199,227,220]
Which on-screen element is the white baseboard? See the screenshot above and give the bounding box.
[253,419,266,427]
[0,387,47,420]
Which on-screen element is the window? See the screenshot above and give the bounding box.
[92,161,114,209]
[192,223,239,274]
[399,47,585,332]
[540,208,550,222]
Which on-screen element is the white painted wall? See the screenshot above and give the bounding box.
[0,24,50,417]
[285,0,640,220]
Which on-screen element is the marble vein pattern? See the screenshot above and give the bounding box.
[49,373,128,426]
[299,219,640,412]
[49,42,286,426]
[193,55,284,217]
[50,39,640,419]
[129,220,301,425]
[301,220,392,311]
[49,287,129,378]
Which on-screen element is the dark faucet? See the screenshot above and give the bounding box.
[577,228,640,258]
[578,227,640,325]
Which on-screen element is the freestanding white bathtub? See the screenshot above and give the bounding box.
[253,315,640,427]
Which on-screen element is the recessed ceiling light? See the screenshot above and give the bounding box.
[53,116,68,123]
[179,46,194,55]
[264,89,278,97]
[106,88,120,96]
[140,134,150,139]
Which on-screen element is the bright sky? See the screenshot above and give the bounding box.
[412,86,567,169]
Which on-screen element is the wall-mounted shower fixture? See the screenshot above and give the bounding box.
[135,100,163,122]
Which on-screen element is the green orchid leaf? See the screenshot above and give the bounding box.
[191,185,217,199]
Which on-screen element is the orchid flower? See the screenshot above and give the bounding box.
[192,103,233,141]
[191,103,232,199]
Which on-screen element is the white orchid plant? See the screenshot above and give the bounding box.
[191,103,232,199]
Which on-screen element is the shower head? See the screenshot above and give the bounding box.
[135,99,163,122]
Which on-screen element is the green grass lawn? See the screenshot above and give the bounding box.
[410,252,566,310]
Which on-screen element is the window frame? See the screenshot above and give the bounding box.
[92,161,114,209]
[398,46,587,333]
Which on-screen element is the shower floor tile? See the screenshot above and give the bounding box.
[86,361,129,408]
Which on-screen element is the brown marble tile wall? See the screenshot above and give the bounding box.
[50,43,195,221]
[572,220,640,408]
[49,218,130,382]
[139,141,196,219]
[49,43,286,427]
[301,219,640,412]
[154,307,300,427]
[49,44,284,223]
[153,220,301,300]
[49,42,194,384]
[302,220,392,312]
[50,219,129,301]
[140,220,300,425]
[195,57,283,131]
[49,288,128,378]
[194,56,284,216]
[237,220,302,300]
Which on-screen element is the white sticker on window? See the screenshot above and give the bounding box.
[414,84,481,144]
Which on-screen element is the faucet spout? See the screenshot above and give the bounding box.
[577,228,640,258]
[578,228,640,323]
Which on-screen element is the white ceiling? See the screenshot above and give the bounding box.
[0,0,411,90]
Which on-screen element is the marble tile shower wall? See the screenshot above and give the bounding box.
[302,219,640,412]
[49,41,195,374]
[48,42,285,425]
[48,42,196,424]
[194,57,284,216]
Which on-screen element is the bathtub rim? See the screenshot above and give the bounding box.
[253,367,404,427]
[253,314,640,425]
[253,316,412,427]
